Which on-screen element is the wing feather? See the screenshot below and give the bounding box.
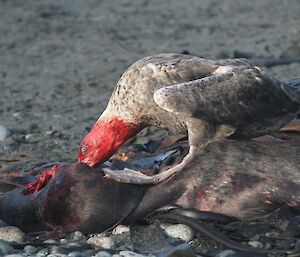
[154,66,293,124]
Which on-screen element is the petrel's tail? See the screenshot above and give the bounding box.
[282,78,300,104]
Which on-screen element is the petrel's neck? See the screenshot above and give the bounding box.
[97,117,143,149]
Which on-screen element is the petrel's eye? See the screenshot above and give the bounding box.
[81,146,87,154]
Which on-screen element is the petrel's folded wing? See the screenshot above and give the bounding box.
[154,66,296,124]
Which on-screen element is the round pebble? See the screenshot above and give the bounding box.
[248,240,263,248]
[47,254,68,257]
[0,240,15,255]
[162,224,194,242]
[43,239,58,244]
[24,133,39,143]
[71,231,85,241]
[0,125,11,141]
[24,245,37,255]
[68,251,84,257]
[216,249,236,257]
[3,254,24,257]
[73,231,85,240]
[112,225,130,235]
[67,242,82,247]
[12,112,21,118]
[48,245,67,254]
[60,238,68,244]
[118,251,148,257]
[0,226,24,243]
[87,236,115,249]
[93,251,112,257]
[36,248,49,257]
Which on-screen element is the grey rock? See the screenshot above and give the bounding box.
[118,251,150,257]
[0,239,15,255]
[68,251,84,257]
[43,239,58,244]
[70,231,85,241]
[217,250,266,257]
[87,236,115,249]
[24,245,37,255]
[161,224,194,242]
[60,238,68,244]
[216,250,236,257]
[3,254,24,257]
[112,225,130,235]
[24,133,40,143]
[36,248,49,257]
[93,251,112,257]
[47,254,68,257]
[0,125,11,141]
[156,244,196,257]
[48,245,68,254]
[0,226,24,243]
[66,242,82,247]
[248,241,263,249]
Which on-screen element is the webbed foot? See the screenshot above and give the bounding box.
[103,167,160,184]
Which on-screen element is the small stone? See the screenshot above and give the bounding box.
[216,249,236,257]
[0,125,11,141]
[60,238,68,244]
[68,251,83,257]
[24,133,39,143]
[47,254,68,257]
[48,245,67,254]
[67,242,82,247]
[93,251,112,257]
[118,251,148,257]
[265,231,279,238]
[0,240,14,255]
[112,225,130,235]
[43,239,58,244]
[162,224,194,242]
[87,236,115,249]
[70,231,85,241]
[156,244,196,257]
[12,112,21,118]
[0,226,25,243]
[248,240,263,248]
[36,248,49,257]
[3,254,24,257]
[24,245,37,255]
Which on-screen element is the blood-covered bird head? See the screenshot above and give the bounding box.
[78,117,142,167]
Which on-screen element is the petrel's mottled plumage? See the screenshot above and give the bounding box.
[79,53,300,184]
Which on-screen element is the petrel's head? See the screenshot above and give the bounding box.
[78,118,142,167]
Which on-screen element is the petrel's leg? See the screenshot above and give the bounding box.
[103,121,235,185]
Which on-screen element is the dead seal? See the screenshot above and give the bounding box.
[0,140,299,233]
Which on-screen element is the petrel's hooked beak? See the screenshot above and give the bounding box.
[80,157,96,167]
